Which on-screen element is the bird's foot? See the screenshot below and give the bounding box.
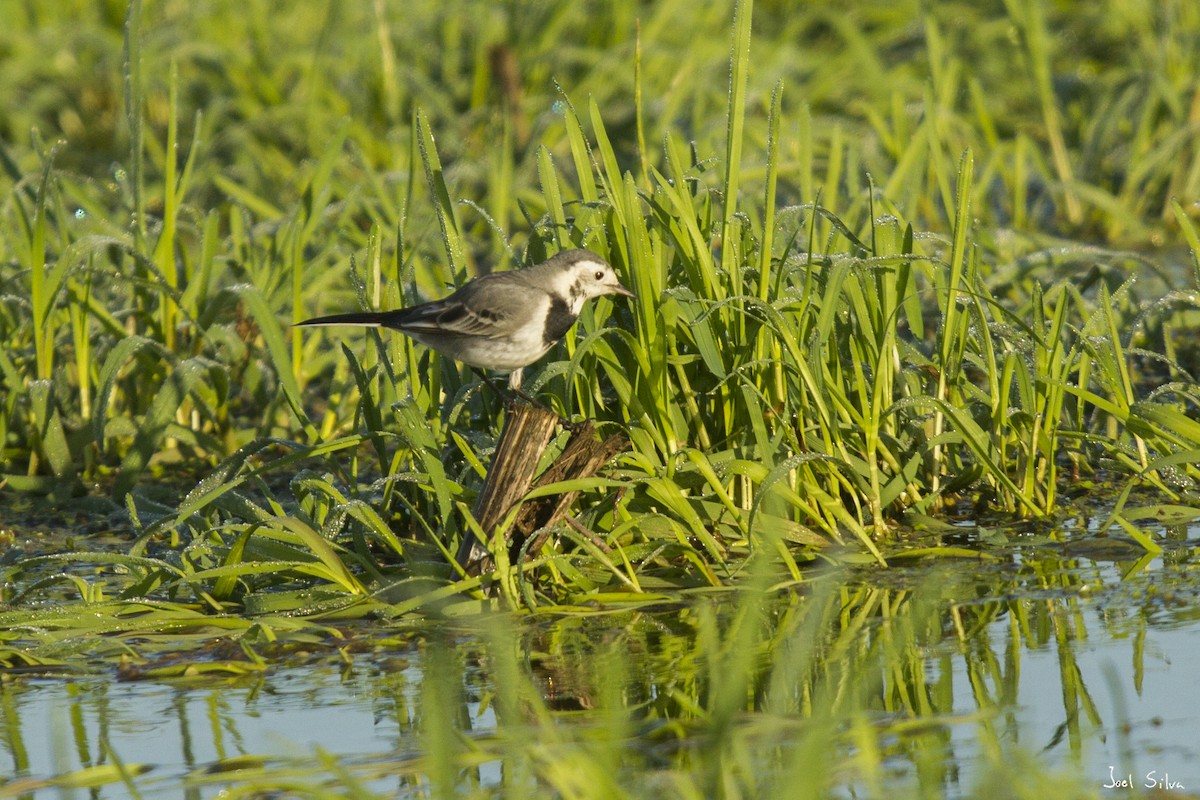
[472,369,581,431]
[504,389,585,432]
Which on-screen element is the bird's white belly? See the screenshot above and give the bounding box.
[407,327,552,371]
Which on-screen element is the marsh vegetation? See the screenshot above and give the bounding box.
[2,0,1200,796]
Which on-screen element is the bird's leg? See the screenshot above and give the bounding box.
[470,368,580,431]
[472,367,534,405]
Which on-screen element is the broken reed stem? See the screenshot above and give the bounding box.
[517,427,628,555]
[456,402,558,575]
[455,403,628,578]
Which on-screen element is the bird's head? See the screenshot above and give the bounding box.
[549,249,635,313]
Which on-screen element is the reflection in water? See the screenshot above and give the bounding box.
[3,662,422,794]
[2,535,1199,797]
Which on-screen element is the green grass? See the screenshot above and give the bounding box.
[1,2,1200,791]
[3,0,1200,599]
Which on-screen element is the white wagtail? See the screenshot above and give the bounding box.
[296,248,635,400]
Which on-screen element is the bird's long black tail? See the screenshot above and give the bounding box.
[294,310,407,328]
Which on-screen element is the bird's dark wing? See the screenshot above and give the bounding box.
[392,274,538,339]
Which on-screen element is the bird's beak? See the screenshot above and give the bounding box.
[611,282,636,299]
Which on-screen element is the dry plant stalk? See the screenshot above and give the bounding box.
[455,403,627,576]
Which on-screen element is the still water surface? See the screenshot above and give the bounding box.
[3,527,1199,797]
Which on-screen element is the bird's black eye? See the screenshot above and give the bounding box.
[595,270,605,281]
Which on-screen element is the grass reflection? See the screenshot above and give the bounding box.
[4,528,1192,797]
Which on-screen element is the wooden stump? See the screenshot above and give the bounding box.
[455,404,628,577]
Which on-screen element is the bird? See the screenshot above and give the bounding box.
[295,248,635,398]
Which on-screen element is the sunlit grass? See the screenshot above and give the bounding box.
[0,0,1197,604]
[4,1,1199,794]
[0,8,1198,797]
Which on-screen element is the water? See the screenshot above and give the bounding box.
[3,530,1199,798]
[937,561,1200,793]
[4,663,419,795]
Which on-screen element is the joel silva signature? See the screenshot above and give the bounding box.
[1104,766,1185,790]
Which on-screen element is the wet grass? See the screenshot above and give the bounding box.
[3,1,1199,590]
[2,0,1200,795]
